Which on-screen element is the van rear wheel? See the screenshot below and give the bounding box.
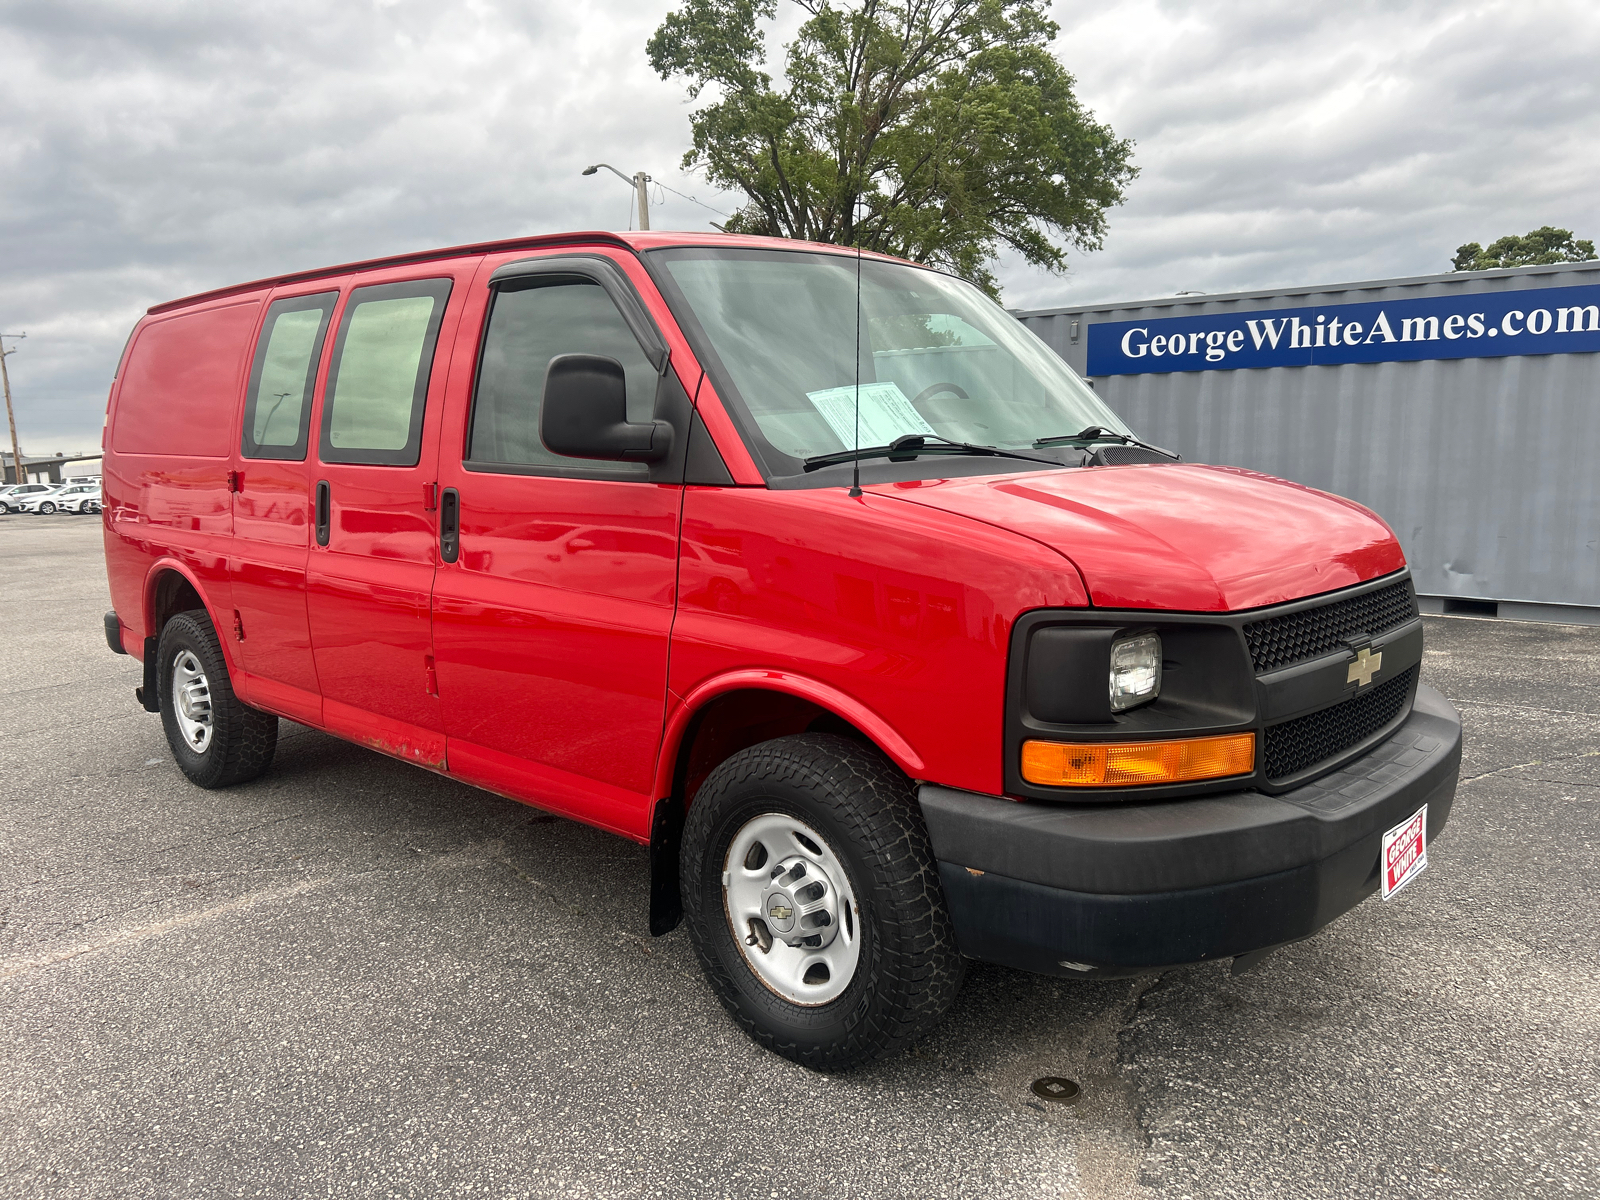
[156,609,278,788]
[680,733,964,1071]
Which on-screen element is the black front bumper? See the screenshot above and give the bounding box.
[921,684,1463,977]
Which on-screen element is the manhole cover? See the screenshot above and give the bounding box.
[1030,1076,1081,1104]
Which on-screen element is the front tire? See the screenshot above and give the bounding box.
[680,733,964,1071]
[38,501,55,514]
[157,609,278,788]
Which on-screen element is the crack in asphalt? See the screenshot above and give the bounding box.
[1458,749,1600,785]
[0,825,609,983]
[0,876,336,982]
[1115,973,1166,1149]
[1448,697,1600,719]
[475,832,660,960]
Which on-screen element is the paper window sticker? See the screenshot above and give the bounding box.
[806,382,937,449]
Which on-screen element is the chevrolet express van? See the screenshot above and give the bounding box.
[102,231,1462,1069]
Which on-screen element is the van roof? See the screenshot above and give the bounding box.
[147,230,899,316]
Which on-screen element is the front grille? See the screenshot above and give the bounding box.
[1243,579,1418,673]
[1263,665,1418,781]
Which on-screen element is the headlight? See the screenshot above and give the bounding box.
[1109,632,1161,712]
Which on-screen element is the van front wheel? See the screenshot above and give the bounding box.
[680,733,964,1071]
[156,609,278,788]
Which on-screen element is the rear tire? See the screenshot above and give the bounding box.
[680,733,964,1071]
[157,608,278,788]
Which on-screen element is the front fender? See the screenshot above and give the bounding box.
[651,668,927,803]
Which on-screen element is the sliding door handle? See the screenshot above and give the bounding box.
[439,487,460,563]
[315,480,330,547]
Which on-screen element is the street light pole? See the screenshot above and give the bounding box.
[582,163,651,231]
[633,171,650,232]
[1,333,24,486]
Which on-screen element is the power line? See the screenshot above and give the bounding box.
[653,181,729,218]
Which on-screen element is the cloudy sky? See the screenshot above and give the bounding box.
[2,0,1598,454]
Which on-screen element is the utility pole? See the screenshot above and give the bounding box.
[582,163,651,231]
[1,333,24,486]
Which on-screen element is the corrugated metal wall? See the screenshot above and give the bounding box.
[1018,262,1600,616]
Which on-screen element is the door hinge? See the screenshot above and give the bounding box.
[227,470,244,493]
[232,610,246,641]
[422,482,438,512]
[424,654,439,696]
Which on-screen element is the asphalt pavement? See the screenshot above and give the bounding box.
[1,515,1595,1198]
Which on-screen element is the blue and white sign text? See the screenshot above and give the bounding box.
[1085,283,1600,375]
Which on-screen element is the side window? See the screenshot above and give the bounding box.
[466,278,658,478]
[242,292,336,460]
[320,278,452,466]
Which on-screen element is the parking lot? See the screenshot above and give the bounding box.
[1,514,1595,1198]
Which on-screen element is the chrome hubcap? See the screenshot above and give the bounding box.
[723,813,860,1005]
[171,650,213,754]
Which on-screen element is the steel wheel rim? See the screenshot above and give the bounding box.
[723,812,861,1006]
[171,649,214,754]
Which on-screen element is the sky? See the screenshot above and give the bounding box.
[2,0,1597,455]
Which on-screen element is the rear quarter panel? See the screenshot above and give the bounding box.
[104,295,266,655]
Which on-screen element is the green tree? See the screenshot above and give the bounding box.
[647,0,1136,296]
[1452,226,1596,272]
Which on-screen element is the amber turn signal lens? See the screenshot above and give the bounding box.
[1021,733,1256,787]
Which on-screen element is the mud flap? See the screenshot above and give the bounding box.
[649,794,685,936]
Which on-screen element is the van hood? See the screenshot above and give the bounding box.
[878,463,1405,612]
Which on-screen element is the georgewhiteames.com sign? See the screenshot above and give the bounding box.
[1086,282,1600,376]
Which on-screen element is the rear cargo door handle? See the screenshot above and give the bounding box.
[315,480,330,547]
[439,488,459,563]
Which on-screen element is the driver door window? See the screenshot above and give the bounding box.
[467,278,658,478]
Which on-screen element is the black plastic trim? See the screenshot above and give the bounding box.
[926,684,1462,975]
[314,480,330,547]
[104,611,126,655]
[139,637,160,712]
[439,487,460,563]
[648,795,685,936]
[684,406,734,486]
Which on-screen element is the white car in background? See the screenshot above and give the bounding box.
[53,483,103,514]
[14,486,72,514]
[0,483,56,513]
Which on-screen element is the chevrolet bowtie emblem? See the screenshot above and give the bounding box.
[1347,647,1383,687]
[769,905,792,920]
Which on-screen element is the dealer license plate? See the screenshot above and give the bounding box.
[1381,804,1428,900]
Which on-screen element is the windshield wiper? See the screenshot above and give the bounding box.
[1032,426,1178,459]
[803,434,1063,473]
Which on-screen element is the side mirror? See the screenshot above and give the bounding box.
[540,353,673,464]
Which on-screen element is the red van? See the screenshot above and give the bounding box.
[101,231,1462,1069]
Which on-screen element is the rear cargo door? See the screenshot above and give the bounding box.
[304,260,480,767]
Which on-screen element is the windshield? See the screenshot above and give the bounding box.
[650,247,1127,479]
